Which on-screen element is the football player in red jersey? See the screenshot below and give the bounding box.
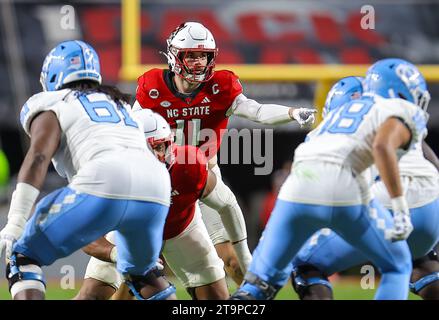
[75,110,248,300]
[133,21,316,284]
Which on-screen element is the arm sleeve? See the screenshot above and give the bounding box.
[201,177,247,243]
[227,93,292,125]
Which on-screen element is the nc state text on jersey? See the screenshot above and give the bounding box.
[166,106,210,118]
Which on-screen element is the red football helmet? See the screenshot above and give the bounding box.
[134,109,176,169]
[163,22,218,83]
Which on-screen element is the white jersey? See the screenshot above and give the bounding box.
[294,95,427,175]
[20,89,171,205]
[370,133,439,208]
[398,142,437,178]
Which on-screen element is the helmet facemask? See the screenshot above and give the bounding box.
[395,63,431,111]
[147,134,176,170]
[170,47,217,83]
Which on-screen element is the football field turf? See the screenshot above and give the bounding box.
[0,277,421,300]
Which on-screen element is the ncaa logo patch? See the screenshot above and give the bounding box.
[149,89,159,99]
[160,101,171,108]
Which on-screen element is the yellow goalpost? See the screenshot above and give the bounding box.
[120,0,439,122]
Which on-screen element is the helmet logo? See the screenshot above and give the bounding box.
[160,100,171,108]
[83,48,95,70]
[149,89,159,99]
[395,64,421,87]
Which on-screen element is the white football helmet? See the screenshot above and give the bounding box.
[163,22,218,83]
[133,109,175,168]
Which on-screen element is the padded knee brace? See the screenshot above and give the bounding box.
[125,267,176,300]
[291,265,332,300]
[411,250,439,294]
[6,253,46,298]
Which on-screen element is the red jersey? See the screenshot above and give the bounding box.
[163,145,208,240]
[136,69,243,160]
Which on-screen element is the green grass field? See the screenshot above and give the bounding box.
[0,277,421,300]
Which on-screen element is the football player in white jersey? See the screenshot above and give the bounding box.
[231,58,430,300]
[291,75,439,300]
[0,40,175,300]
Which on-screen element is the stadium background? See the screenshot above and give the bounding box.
[0,0,438,299]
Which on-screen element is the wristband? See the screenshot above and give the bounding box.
[8,182,40,228]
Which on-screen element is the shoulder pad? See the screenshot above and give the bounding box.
[137,69,163,87]
[20,89,71,135]
[211,70,239,84]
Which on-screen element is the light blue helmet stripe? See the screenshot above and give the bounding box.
[75,40,94,71]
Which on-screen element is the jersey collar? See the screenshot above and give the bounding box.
[163,70,206,102]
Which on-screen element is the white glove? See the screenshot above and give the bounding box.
[291,108,317,127]
[388,196,413,242]
[0,223,24,260]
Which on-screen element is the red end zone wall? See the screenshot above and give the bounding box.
[79,4,388,83]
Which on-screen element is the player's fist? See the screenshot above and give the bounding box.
[290,108,317,127]
[388,196,413,242]
[0,223,23,260]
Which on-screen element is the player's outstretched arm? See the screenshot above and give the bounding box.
[373,117,413,241]
[201,169,252,274]
[228,93,316,127]
[0,111,60,260]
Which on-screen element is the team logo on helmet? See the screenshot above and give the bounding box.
[395,64,421,88]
